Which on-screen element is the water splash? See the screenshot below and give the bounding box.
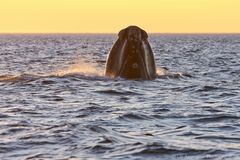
[156,67,192,78]
[156,67,168,75]
[0,58,105,83]
[55,59,104,77]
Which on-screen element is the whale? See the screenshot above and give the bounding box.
[105,26,156,80]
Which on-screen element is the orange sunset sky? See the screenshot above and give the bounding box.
[0,0,240,33]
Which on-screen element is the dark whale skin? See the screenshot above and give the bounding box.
[105,26,156,80]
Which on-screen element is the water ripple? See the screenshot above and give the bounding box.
[1,34,240,159]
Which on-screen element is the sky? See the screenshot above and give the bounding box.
[0,0,240,33]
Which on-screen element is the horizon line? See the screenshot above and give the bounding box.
[1,32,240,35]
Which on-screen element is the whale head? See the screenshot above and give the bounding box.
[105,26,156,80]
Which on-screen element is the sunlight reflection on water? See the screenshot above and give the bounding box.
[55,59,103,77]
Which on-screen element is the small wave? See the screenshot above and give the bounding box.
[6,127,29,134]
[0,73,107,85]
[75,105,108,118]
[0,121,31,135]
[95,89,139,96]
[0,72,106,85]
[135,147,203,155]
[195,136,240,141]
[0,145,29,154]
[19,134,49,140]
[0,74,16,81]
[41,80,56,85]
[85,144,113,154]
[118,112,151,121]
[191,115,239,123]
[85,125,108,133]
[197,85,222,92]
[4,120,30,128]
[96,60,106,64]
[180,131,202,136]
[0,113,9,118]
[25,154,51,160]
[186,48,202,53]
[153,108,170,113]
[38,95,64,102]
[99,136,115,144]
[21,140,57,146]
[0,74,38,83]
[131,142,222,157]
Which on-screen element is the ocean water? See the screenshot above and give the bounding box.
[0,34,240,160]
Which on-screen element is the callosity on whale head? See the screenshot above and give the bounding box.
[105,26,156,80]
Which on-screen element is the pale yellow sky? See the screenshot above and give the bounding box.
[0,0,240,33]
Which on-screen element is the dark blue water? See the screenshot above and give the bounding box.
[0,34,240,160]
